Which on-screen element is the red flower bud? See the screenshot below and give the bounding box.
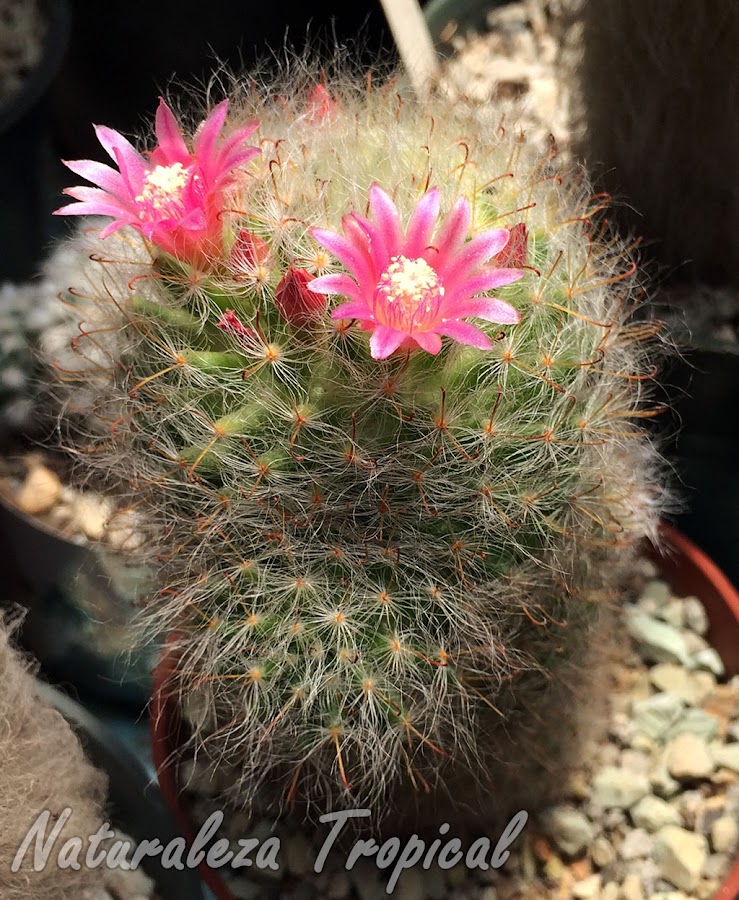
[275,267,327,325]
[495,223,528,268]
[216,309,256,345]
[230,229,270,280]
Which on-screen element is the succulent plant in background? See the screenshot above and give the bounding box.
[0,244,84,438]
[52,72,664,822]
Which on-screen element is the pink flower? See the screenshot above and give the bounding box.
[275,267,328,325]
[309,186,524,359]
[54,99,261,265]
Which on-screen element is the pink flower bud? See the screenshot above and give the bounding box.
[495,223,528,268]
[305,84,336,123]
[216,309,256,345]
[275,267,328,325]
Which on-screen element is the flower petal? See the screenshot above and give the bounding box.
[369,184,403,253]
[437,320,494,350]
[443,267,524,305]
[439,228,511,283]
[369,325,407,359]
[60,185,131,212]
[346,213,390,274]
[331,300,373,320]
[452,297,521,324]
[403,187,441,258]
[426,196,471,267]
[311,228,374,285]
[193,100,229,165]
[93,125,147,186]
[61,159,127,197]
[412,331,443,354]
[310,274,364,301]
[53,200,128,218]
[153,98,190,165]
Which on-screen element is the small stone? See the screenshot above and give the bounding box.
[444,863,467,887]
[630,732,657,754]
[541,805,595,857]
[703,685,739,734]
[420,867,446,900]
[679,790,706,829]
[609,712,637,747]
[630,796,681,832]
[692,671,718,707]
[683,597,709,635]
[285,832,313,876]
[601,883,619,900]
[666,708,719,742]
[711,742,739,773]
[589,835,615,867]
[15,464,62,515]
[572,874,601,898]
[620,750,650,776]
[696,878,721,900]
[632,693,684,740]
[567,771,591,800]
[351,861,386,900]
[649,665,697,705]
[73,492,113,541]
[641,579,671,606]
[105,509,146,553]
[227,878,261,900]
[479,888,499,900]
[592,767,650,809]
[326,872,352,900]
[702,853,731,880]
[544,853,566,881]
[659,598,686,629]
[728,721,739,742]
[694,648,725,677]
[620,873,644,900]
[394,868,424,900]
[666,733,714,780]
[684,631,710,656]
[603,808,627,830]
[654,826,708,892]
[710,816,739,853]
[650,758,681,800]
[619,828,653,860]
[625,609,692,666]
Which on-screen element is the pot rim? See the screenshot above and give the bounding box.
[151,523,739,900]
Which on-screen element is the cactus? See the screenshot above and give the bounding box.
[52,70,664,819]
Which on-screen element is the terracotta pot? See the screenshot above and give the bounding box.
[151,524,739,900]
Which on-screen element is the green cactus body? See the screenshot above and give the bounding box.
[54,76,663,815]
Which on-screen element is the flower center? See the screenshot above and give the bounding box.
[374,256,445,333]
[136,162,195,220]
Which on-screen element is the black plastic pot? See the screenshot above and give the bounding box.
[662,341,739,590]
[39,682,207,900]
[424,0,499,54]
[0,0,71,281]
[0,493,155,708]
